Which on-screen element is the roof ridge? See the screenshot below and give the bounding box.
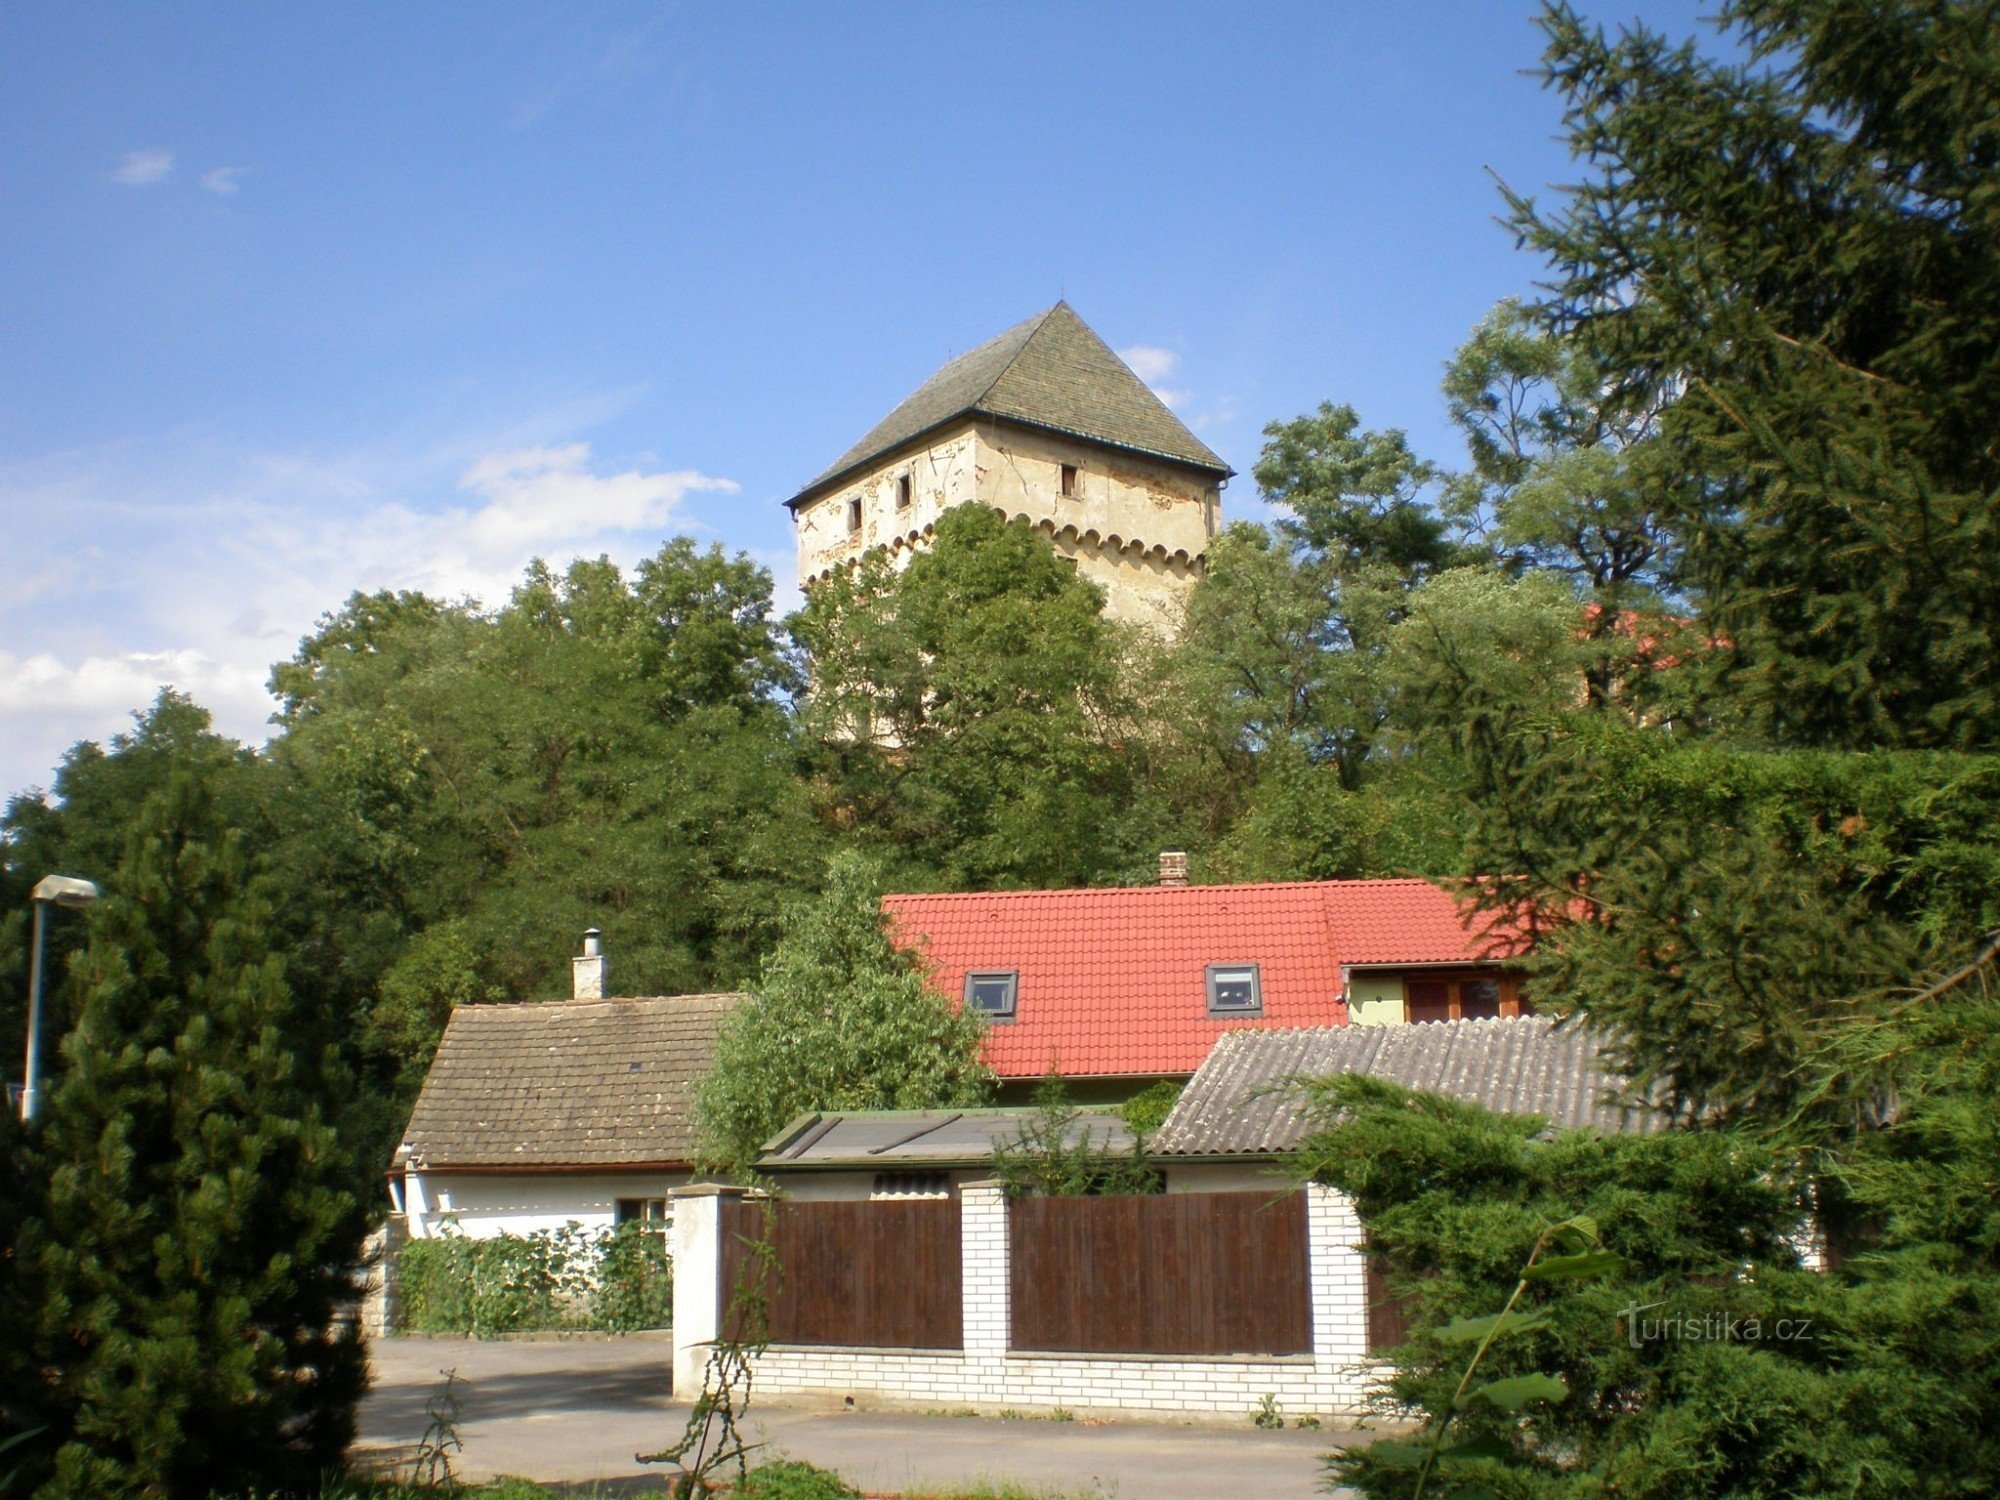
[885,875,1459,902]
[454,992,745,1013]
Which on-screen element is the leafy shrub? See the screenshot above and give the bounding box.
[739,1459,863,1500]
[591,1221,676,1333]
[1115,1079,1182,1134]
[397,1220,672,1336]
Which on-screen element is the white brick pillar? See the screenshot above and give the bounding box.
[960,1179,1010,1363]
[670,1183,749,1397]
[1307,1181,1370,1364]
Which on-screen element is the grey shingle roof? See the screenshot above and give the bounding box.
[788,303,1230,507]
[400,994,740,1169]
[759,1107,1136,1170]
[1151,1016,1661,1158]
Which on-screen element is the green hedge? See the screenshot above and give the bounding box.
[397,1221,672,1336]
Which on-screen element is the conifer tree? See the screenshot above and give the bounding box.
[1515,0,2000,747]
[12,770,369,1498]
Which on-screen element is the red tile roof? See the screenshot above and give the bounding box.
[883,878,1528,1080]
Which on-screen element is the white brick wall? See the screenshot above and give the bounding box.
[676,1180,1388,1419]
[745,1345,1380,1420]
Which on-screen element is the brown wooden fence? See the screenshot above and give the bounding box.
[1365,1251,1417,1353]
[1009,1190,1311,1356]
[721,1198,962,1350]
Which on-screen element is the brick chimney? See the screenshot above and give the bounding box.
[1158,849,1189,888]
[572,928,607,1000]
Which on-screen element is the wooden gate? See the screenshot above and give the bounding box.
[1008,1190,1312,1356]
[722,1198,962,1350]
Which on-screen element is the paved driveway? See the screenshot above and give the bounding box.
[359,1335,1369,1498]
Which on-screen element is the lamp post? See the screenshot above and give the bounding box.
[19,874,99,1123]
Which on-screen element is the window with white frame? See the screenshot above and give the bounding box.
[1206,963,1263,1016]
[964,970,1019,1021]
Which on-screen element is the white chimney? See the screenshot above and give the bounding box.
[1159,849,1189,888]
[572,928,607,1000]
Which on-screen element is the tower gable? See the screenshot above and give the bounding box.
[789,305,1229,633]
[788,303,1228,511]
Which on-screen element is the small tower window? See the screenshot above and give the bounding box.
[1060,463,1079,497]
[847,497,862,533]
[896,474,912,510]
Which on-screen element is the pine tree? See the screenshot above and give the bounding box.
[1515,0,2000,747]
[14,770,369,1498]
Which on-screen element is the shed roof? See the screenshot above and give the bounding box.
[883,878,1530,1081]
[788,303,1229,507]
[759,1106,1136,1171]
[399,993,740,1170]
[1151,1015,1660,1158]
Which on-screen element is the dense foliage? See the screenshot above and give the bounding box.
[1310,3,2000,1496]
[2,770,370,1497]
[989,1076,1162,1198]
[693,853,995,1170]
[395,1221,672,1337]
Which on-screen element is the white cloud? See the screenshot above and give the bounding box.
[291,442,738,606]
[112,149,174,185]
[1119,345,1179,383]
[1117,344,1190,410]
[0,437,738,795]
[0,648,273,796]
[201,166,245,196]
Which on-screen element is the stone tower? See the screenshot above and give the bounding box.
[786,303,1232,631]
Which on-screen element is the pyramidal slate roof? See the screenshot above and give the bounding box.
[1151,1016,1661,1158]
[789,303,1230,507]
[399,994,740,1170]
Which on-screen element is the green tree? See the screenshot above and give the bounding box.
[10,771,369,1498]
[1254,402,1454,579]
[1442,299,1678,629]
[265,543,825,1153]
[1515,0,2000,748]
[1308,985,2000,1499]
[990,1075,1160,1198]
[1,693,267,1119]
[695,853,993,1170]
[793,506,1155,890]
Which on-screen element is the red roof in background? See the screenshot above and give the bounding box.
[883,878,1528,1080]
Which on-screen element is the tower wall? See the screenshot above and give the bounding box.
[794,420,1221,632]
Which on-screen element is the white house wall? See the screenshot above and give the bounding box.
[403,1169,697,1240]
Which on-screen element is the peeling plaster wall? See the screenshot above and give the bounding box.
[792,421,1221,634]
[973,423,1217,631]
[794,425,981,587]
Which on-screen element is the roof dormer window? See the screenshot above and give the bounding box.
[1206,963,1262,1017]
[965,971,1018,1021]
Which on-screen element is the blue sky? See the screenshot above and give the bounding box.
[0,1,1712,797]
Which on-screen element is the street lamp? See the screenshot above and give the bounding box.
[19,874,99,1123]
